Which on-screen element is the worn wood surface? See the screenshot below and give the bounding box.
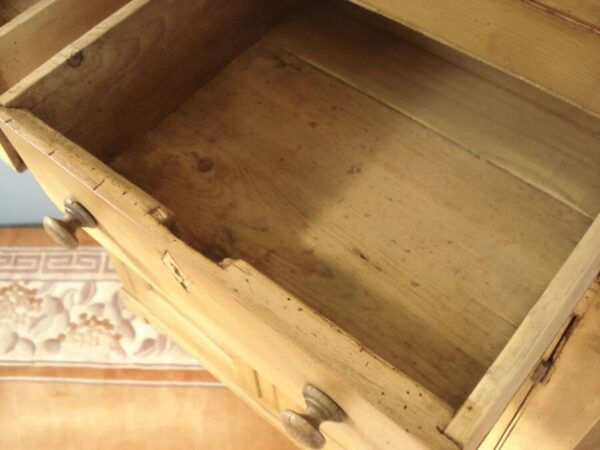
[0,0,38,25]
[3,1,599,447]
[480,280,600,449]
[110,38,591,408]
[265,3,600,218]
[0,0,129,92]
[1,0,299,161]
[0,0,128,171]
[445,218,600,448]
[346,0,600,118]
[498,280,600,449]
[532,0,600,30]
[1,106,456,450]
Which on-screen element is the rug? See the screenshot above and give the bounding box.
[0,247,221,386]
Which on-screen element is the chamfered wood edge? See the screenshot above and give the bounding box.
[444,215,600,449]
[346,0,600,119]
[0,106,459,450]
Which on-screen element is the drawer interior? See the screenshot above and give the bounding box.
[3,0,599,411]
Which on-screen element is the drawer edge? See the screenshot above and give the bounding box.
[445,215,600,449]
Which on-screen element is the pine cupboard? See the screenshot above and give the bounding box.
[1,1,599,448]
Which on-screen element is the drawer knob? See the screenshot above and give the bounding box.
[43,198,97,249]
[282,384,346,449]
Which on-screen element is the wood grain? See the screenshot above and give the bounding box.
[110,39,591,408]
[1,107,455,450]
[0,0,38,26]
[1,0,299,161]
[445,217,600,448]
[0,0,129,92]
[265,3,600,218]
[346,0,600,118]
[531,0,600,30]
[484,280,600,449]
[0,0,129,172]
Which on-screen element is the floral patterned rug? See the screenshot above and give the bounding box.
[0,247,220,386]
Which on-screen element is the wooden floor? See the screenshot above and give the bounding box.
[0,226,296,450]
[110,4,594,408]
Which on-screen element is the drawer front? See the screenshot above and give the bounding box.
[112,256,346,448]
[0,109,456,450]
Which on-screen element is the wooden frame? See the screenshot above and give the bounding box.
[444,218,600,448]
[1,1,599,448]
[0,0,129,171]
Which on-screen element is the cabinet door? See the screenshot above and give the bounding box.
[481,278,600,449]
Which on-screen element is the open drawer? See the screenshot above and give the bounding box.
[1,0,599,448]
[0,0,129,171]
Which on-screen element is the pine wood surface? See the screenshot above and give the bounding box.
[265,3,600,218]
[1,106,457,450]
[110,35,591,408]
[2,1,599,448]
[532,0,600,30]
[494,280,600,450]
[0,0,38,25]
[346,0,600,118]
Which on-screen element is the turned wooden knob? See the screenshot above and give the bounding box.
[43,198,97,249]
[282,385,346,449]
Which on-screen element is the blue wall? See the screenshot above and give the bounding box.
[0,163,60,225]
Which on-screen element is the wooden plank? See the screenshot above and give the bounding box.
[478,283,597,449]
[0,0,299,162]
[531,0,600,31]
[0,0,38,26]
[346,0,600,118]
[110,39,591,408]
[0,0,130,172]
[491,280,600,449]
[265,2,600,218]
[445,217,600,448]
[0,0,129,92]
[0,106,457,450]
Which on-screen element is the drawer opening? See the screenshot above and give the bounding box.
[2,0,599,414]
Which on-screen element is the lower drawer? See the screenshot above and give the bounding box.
[0,0,129,171]
[111,255,346,449]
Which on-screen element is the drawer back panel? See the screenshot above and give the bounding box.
[0,0,300,162]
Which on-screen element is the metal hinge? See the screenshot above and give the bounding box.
[530,314,579,385]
